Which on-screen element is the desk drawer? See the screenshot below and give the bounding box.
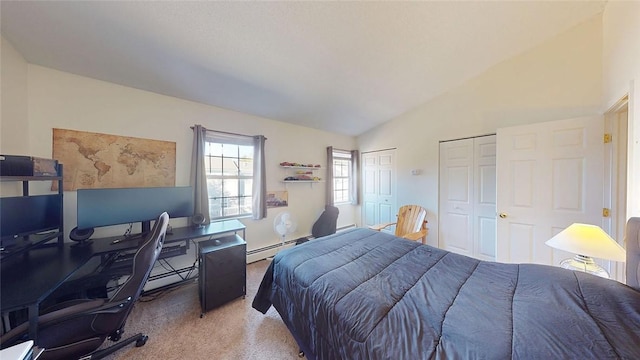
[199,271,246,312]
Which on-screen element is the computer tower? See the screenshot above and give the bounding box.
[198,234,246,315]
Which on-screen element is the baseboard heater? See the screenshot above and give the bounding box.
[246,238,298,256]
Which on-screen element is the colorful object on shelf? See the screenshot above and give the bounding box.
[283,175,320,181]
[281,161,322,182]
[279,161,322,168]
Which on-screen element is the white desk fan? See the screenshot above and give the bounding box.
[273,211,297,250]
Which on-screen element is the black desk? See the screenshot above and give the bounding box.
[91,220,247,286]
[90,220,246,253]
[0,244,94,341]
[0,220,246,345]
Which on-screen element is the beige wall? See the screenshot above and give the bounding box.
[357,15,604,246]
[603,1,640,218]
[1,48,357,254]
[1,37,29,154]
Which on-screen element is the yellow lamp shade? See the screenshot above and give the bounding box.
[545,223,626,262]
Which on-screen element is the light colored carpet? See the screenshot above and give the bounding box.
[104,260,300,360]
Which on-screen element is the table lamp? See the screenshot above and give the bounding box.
[545,223,626,278]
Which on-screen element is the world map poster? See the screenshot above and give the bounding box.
[52,128,176,191]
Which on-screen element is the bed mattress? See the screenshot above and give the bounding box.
[254,227,640,359]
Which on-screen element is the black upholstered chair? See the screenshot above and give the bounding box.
[0,212,169,360]
[311,205,339,238]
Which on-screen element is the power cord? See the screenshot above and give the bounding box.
[123,223,133,237]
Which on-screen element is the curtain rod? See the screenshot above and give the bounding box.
[332,147,353,153]
[190,126,267,140]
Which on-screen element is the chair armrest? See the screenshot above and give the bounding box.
[402,230,427,241]
[0,297,131,347]
[402,229,428,242]
[369,222,396,231]
[0,299,105,347]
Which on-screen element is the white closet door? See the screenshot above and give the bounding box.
[439,138,474,256]
[474,136,497,260]
[362,150,396,230]
[439,135,496,260]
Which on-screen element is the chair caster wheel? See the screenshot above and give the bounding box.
[136,335,148,347]
[298,351,304,358]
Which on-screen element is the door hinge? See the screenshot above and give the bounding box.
[604,133,612,143]
[603,208,611,217]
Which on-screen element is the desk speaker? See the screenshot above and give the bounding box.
[70,227,94,246]
[191,214,205,227]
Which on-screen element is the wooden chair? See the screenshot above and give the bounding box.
[369,205,428,244]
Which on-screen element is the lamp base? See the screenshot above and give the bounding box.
[559,255,609,278]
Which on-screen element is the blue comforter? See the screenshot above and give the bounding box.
[253,228,640,359]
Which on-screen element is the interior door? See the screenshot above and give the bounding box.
[496,116,603,265]
[604,100,628,281]
[439,135,496,260]
[439,138,474,256]
[362,150,396,231]
[473,135,498,260]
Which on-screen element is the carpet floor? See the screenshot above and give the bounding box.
[103,260,299,360]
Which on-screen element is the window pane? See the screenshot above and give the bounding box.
[238,145,253,158]
[222,144,239,158]
[223,197,239,216]
[219,158,237,176]
[238,158,253,176]
[239,179,253,197]
[209,197,222,218]
[207,178,222,198]
[206,156,223,175]
[239,196,252,214]
[206,142,223,156]
[223,178,239,197]
[334,163,342,177]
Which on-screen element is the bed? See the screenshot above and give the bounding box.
[253,221,640,359]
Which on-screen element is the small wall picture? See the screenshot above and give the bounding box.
[267,191,288,208]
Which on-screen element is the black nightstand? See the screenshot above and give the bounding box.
[198,234,246,316]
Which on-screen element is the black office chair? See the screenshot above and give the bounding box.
[0,212,169,360]
[311,205,339,238]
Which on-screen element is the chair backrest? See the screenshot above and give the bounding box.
[394,205,427,238]
[311,205,339,238]
[626,217,640,289]
[95,212,168,332]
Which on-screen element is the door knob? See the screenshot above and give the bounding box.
[499,213,508,219]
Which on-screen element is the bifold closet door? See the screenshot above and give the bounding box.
[439,135,496,261]
[362,150,396,231]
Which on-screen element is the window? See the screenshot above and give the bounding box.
[204,139,253,219]
[332,150,352,204]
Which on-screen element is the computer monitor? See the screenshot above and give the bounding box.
[77,186,194,232]
[0,194,62,242]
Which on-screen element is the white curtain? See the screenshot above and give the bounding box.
[350,150,360,205]
[325,146,334,206]
[252,135,267,220]
[190,124,211,225]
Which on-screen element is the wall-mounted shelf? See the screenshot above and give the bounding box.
[280,163,323,186]
[282,180,325,183]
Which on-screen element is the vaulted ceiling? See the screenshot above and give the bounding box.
[1,1,606,136]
